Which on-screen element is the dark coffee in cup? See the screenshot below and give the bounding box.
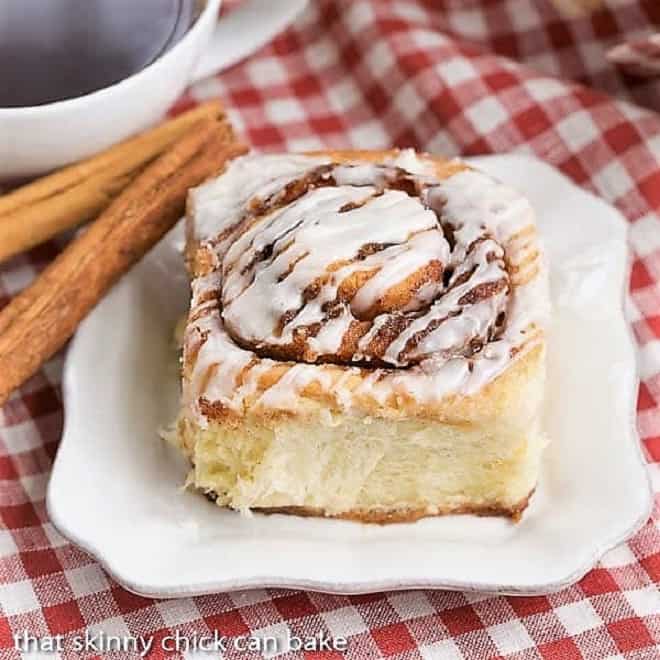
[0,0,200,108]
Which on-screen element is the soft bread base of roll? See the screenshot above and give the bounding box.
[176,413,543,523]
[174,346,545,523]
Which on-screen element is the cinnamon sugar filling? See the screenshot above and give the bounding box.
[220,164,511,369]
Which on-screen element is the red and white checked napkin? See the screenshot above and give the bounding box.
[1,1,659,658]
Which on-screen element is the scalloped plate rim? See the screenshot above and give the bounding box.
[46,153,653,597]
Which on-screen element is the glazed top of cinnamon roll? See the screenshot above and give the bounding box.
[183,150,548,421]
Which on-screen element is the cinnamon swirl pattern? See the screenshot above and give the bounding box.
[176,149,548,521]
[182,150,545,418]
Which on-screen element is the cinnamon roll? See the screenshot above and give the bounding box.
[173,149,548,523]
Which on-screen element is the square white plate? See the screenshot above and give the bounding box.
[47,154,653,597]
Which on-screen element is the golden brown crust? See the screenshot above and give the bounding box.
[214,491,534,524]
[306,148,466,177]
[190,341,544,427]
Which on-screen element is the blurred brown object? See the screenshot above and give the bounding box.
[608,34,660,78]
[550,0,604,17]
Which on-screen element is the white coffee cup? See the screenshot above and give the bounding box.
[0,0,307,180]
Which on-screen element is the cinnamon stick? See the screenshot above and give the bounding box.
[0,101,229,262]
[0,119,246,405]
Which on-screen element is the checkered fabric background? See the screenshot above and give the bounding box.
[1,0,660,658]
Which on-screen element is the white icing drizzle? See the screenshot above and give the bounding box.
[222,184,453,363]
[182,150,547,417]
[189,153,331,245]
